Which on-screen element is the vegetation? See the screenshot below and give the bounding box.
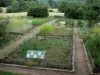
[0,17,9,38]
[0,70,25,75]
[40,23,54,35]
[32,18,52,26]
[28,6,48,18]
[5,38,72,69]
[0,7,2,13]
[80,25,100,72]
[6,18,31,32]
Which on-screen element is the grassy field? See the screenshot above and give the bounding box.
[0,70,24,75]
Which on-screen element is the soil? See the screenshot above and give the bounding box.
[0,28,90,75]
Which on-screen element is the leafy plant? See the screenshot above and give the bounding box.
[0,7,2,13]
[40,23,54,35]
[0,17,9,37]
[85,34,100,67]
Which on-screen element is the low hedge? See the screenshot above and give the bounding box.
[27,6,48,18]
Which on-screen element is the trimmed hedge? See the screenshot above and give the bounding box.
[27,7,48,18]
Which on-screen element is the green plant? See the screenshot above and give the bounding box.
[85,35,100,67]
[0,7,2,13]
[27,6,48,18]
[79,20,88,28]
[40,23,54,35]
[32,18,52,26]
[0,17,9,37]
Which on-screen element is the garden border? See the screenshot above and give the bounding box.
[79,27,100,75]
[0,33,75,72]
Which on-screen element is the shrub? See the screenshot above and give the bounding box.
[40,24,54,35]
[27,6,48,18]
[0,7,2,13]
[78,20,88,28]
[85,35,100,67]
[0,17,9,37]
[49,9,53,12]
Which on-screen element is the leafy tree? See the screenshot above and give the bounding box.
[7,0,20,13]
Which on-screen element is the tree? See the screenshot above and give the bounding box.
[0,0,13,7]
[87,0,100,4]
[7,0,20,13]
[48,0,58,8]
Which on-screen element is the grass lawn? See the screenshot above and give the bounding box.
[0,70,24,75]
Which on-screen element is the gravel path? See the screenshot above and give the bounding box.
[0,28,90,75]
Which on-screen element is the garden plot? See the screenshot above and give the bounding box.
[0,36,73,71]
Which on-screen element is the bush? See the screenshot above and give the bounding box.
[49,9,53,12]
[0,17,9,37]
[85,35,100,67]
[27,6,48,18]
[78,20,88,28]
[0,7,2,13]
[64,2,85,19]
[40,24,54,35]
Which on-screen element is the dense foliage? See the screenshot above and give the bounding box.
[6,0,39,13]
[0,17,9,37]
[59,1,100,20]
[40,23,54,34]
[28,6,48,17]
[0,7,2,13]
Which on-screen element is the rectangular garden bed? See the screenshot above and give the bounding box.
[0,35,75,71]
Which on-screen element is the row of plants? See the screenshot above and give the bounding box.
[80,22,100,73]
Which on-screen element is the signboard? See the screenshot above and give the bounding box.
[26,50,45,59]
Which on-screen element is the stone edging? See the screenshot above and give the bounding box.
[78,27,100,75]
